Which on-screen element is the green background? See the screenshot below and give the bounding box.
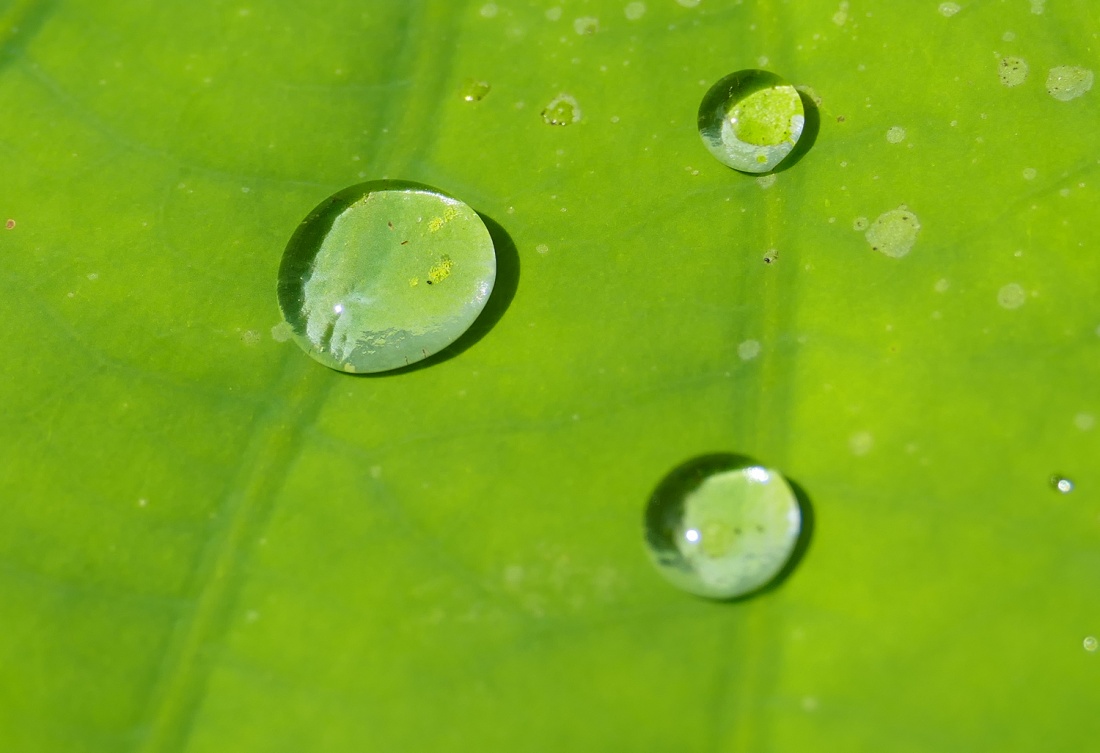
[1,0,1097,751]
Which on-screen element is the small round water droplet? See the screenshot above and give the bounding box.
[1085,636,1098,652]
[644,455,803,600]
[1050,475,1075,494]
[277,181,496,373]
[697,69,806,174]
[624,1,646,20]
[1046,66,1094,101]
[460,78,491,102]
[573,16,599,34]
[938,2,960,17]
[542,93,581,125]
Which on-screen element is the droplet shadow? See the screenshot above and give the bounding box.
[358,211,519,377]
[770,90,820,175]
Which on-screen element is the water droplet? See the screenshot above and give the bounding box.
[675,0,700,7]
[1003,30,1016,41]
[998,57,1029,87]
[644,455,803,600]
[542,93,581,125]
[1023,167,1037,180]
[938,2,960,17]
[277,181,496,373]
[1050,475,1075,494]
[624,1,646,20]
[460,78,491,102]
[886,125,906,143]
[573,16,599,34]
[1074,413,1095,431]
[1085,636,1098,652]
[997,282,1027,309]
[852,216,868,231]
[1030,0,1045,14]
[865,206,921,258]
[545,6,562,21]
[479,3,498,18]
[1046,66,1094,101]
[697,69,806,174]
[934,278,950,293]
[832,1,849,26]
[763,249,779,264]
[737,339,761,360]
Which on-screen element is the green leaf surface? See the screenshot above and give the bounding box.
[2,0,1098,751]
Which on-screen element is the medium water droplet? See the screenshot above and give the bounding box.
[697,69,806,174]
[1050,475,1075,494]
[644,455,803,600]
[277,181,496,373]
[1046,66,1094,101]
[460,79,491,102]
[542,93,581,125]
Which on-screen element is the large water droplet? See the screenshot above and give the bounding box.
[698,69,805,174]
[277,181,496,373]
[644,454,804,600]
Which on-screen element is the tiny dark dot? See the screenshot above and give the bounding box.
[426,280,433,285]
[401,240,409,245]
[756,525,764,533]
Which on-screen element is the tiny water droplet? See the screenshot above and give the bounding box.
[998,57,1029,87]
[865,206,921,258]
[277,181,496,373]
[997,282,1027,309]
[542,93,581,125]
[573,16,599,34]
[697,69,806,174]
[937,2,960,17]
[460,78,491,102]
[624,1,646,20]
[1085,636,1098,652]
[886,125,906,143]
[1050,475,1074,494]
[644,455,803,600]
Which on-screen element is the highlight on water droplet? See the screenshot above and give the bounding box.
[998,57,1029,87]
[1046,66,1094,101]
[542,93,582,125]
[644,454,805,600]
[460,78,491,102]
[1050,475,1074,494]
[697,69,806,174]
[277,180,497,374]
[865,206,920,258]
